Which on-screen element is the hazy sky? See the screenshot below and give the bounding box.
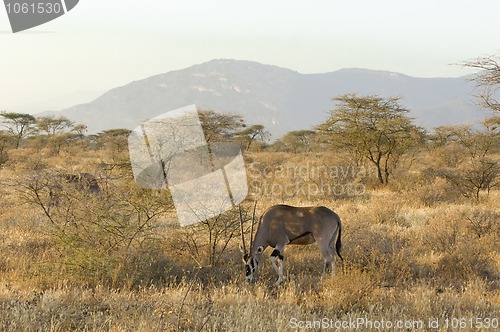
[1,0,500,110]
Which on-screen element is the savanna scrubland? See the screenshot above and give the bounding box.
[0,92,499,331]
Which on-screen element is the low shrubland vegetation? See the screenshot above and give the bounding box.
[0,101,499,331]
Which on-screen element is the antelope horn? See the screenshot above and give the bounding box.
[249,201,257,253]
[239,204,247,257]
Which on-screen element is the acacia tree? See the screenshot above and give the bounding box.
[464,55,500,112]
[70,124,88,146]
[280,130,317,153]
[71,124,88,137]
[198,110,245,143]
[0,112,37,148]
[197,110,269,151]
[432,121,499,160]
[316,94,423,184]
[36,115,74,136]
[237,124,270,150]
[0,130,13,165]
[429,119,499,201]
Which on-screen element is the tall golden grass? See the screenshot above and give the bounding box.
[0,147,498,331]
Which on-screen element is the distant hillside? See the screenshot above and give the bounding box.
[56,59,488,138]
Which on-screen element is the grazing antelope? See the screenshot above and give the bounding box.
[241,204,342,285]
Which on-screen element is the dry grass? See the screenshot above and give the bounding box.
[0,149,499,331]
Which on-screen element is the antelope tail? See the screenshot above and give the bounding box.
[335,223,343,261]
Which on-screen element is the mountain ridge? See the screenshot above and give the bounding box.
[55,59,488,138]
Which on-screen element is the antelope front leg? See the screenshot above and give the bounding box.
[270,249,285,286]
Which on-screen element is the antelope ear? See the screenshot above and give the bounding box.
[256,246,264,254]
[239,245,244,253]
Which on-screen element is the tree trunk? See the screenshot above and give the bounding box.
[376,154,385,184]
[384,156,390,184]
